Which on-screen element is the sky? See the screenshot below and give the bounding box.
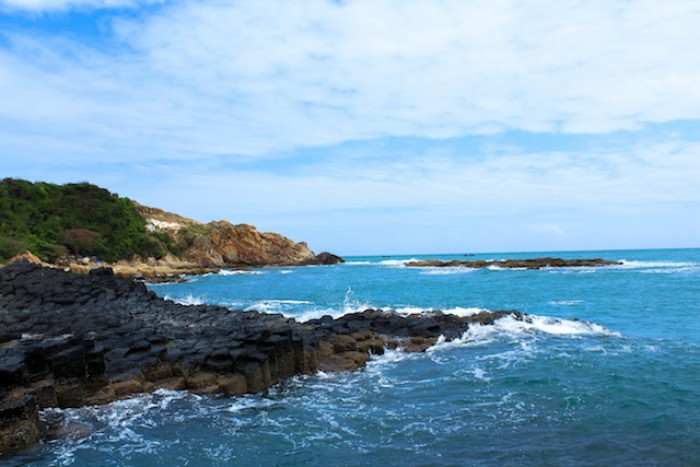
[1,0,699,256]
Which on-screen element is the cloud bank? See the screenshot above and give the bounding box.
[2,0,700,160]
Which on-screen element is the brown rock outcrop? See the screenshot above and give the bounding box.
[3,251,48,267]
[136,204,343,268]
[185,221,317,267]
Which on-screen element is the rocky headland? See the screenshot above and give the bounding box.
[0,261,517,454]
[0,179,344,283]
[406,257,622,269]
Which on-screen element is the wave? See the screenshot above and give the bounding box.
[244,300,314,314]
[419,267,476,275]
[344,258,422,267]
[394,306,488,317]
[287,305,491,323]
[227,397,279,413]
[548,300,584,306]
[165,294,205,306]
[219,269,266,276]
[427,314,621,353]
[618,260,696,269]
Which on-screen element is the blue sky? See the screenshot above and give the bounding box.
[1,0,699,255]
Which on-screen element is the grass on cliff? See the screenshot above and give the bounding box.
[0,178,173,262]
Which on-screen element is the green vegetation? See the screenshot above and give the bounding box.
[0,178,170,261]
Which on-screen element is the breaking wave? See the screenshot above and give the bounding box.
[219,269,266,276]
[428,314,621,353]
[165,294,205,306]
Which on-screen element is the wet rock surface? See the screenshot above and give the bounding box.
[0,261,515,453]
[406,257,622,269]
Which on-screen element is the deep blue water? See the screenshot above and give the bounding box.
[9,248,700,466]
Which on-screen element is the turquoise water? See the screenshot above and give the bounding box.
[11,248,700,466]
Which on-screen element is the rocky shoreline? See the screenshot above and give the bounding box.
[0,261,517,454]
[406,257,622,269]
[4,250,345,284]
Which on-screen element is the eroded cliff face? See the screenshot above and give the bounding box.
[136,204,340,267]
[186,221,317,267]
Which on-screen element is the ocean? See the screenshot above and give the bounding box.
[9,248,700,466]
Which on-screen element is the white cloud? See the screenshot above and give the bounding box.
[1,0,700,162]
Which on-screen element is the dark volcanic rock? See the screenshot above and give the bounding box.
[0,260,518,454]
[406,257,622,269]
[310,252,345,265]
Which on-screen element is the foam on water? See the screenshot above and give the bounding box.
[219,269,266,276]
[548,300,584,306]
[244,299,314,314]
[428,314,621,353]
[618,259,696,269]
[344,258,422,267]
[288,305,490,323]
[165,294,205,306]
[227,397,279,413]
[419,267,476,275]
[394,306,488,317]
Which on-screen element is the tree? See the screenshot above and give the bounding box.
[58,229,103,256]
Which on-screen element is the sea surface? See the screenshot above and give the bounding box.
[9,248,700,466]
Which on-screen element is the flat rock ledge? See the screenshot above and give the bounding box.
[406,257,622,269]
[0,261,515,454]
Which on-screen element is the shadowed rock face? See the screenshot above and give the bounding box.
[406,257,622,269]
[0,261,514,453]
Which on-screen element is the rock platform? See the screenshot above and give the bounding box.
[0,261,515,454]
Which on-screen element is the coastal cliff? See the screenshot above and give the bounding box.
[0,262,515,453]
[0,179,343,275]
[137,204,341,268]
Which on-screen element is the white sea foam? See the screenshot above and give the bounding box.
[219,269,266,276]
[244,299,314,314]
[420,267,476,275]
[427,314,621,353]
[227,397,278,413]
[394,306,488,317]
[639,267,695,274]
[278,270,295,274]
[165,294,205,306]
[344,258,422,267]
[618,260,696,269]
[548,300,584,306]
[288,304,491,323]
[472,367,490,381]
[363,349,420,373]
